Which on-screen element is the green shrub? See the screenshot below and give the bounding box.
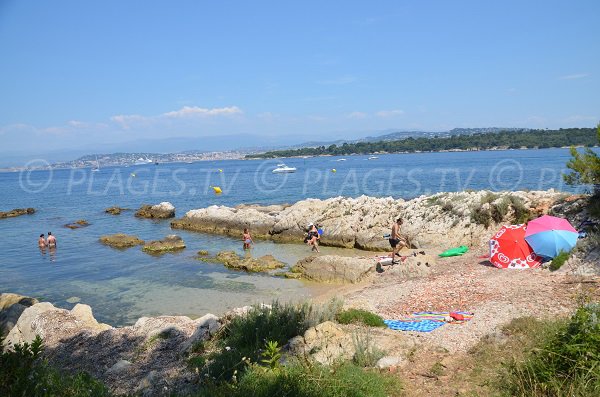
[471,206,492,228]
[0,333,111,397]
[491,197,510,223]
[352,329,385,367]
[200,300,340,381]
[336,309,386,327]
[502,303,600,396]
[195,360,402,397]
[549,251,570,271]
[508,195,531,224]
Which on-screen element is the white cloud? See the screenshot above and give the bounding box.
[559,73,589,80]
[347,111,367,119]
[162,106,242,118]
[376,109,405,118]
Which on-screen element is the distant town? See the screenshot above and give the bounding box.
[0,150,254,172]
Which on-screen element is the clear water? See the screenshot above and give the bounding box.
[0,148,593,325]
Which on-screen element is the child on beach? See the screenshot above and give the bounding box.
[242,228,253,249]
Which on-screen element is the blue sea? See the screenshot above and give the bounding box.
[0,148,593,325]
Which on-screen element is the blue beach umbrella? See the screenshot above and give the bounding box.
[524,215,578,259]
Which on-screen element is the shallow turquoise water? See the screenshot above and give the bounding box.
[0,149,593,325]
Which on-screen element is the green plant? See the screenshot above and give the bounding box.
[0,332,111,397]
[549,251,570,271]
[429,361,446,377]
[260,340,282,371]
[352,329,385,367]
[491,197,510,223]
[501,303,600,396]
[195,359,403,397]
[471,206,492,228]
[508,195,531,224]
[336,308,386,327]
[203,300,340,381]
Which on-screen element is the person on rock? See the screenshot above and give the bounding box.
[389,217,407,264]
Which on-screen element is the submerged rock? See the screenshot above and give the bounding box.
[0,208,35,219]
[105,206,127,215]
[142,235,185,254]
[199,251,286,272]
[135,202,175,219]
[64,219,90,229]
[100,234,145,249]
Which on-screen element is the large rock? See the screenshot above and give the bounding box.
[142,235,185,254]
[0,293,38,336]
[4,302,111,348]
[170,190,565,250]
[287,321,355,365]
[100,234,145,249]
[200,251,286,272]
[64,219,90,229]
[135,202,175,219]
[0,208,35,219]
[290,255,375,283]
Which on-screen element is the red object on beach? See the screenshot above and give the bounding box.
[489,224,542,269]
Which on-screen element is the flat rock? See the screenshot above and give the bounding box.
[0,208,35,219]
[290,255,375,283]
[135,202,175,219]
[199,251,286,272]
[100,234,145,249]
[142,235,185,254]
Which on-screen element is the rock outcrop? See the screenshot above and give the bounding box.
[200,251,286,272]
[100,234,145,249]
[142,235,185,254]
[1,297,222,396]
[135,202,175,219]
[290,255,376,283]
[171,191,566,250]
[105,206,127,215]
[0,208,35,219]
[0,293,38,336]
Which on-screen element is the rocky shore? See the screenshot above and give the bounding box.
[171,190,565,250]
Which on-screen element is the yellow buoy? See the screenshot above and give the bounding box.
[211,186,222,194]
[218,169,223,173]
[332,169,337,173]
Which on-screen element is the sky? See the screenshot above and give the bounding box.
[0,0,599,163]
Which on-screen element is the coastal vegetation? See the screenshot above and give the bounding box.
[0,332,110,397]
[564,124,600,191]
[247,127,597,158]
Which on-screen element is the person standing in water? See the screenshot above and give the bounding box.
[38,234,46,248]
[307,223,320,253]
[242,228,253,249]
[47,232,57,248]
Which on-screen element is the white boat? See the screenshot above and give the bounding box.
[92,155,100,172]
[368,156,379,160]
[335,158,347,162]
[134,157,153,165]
[272,164,297,173]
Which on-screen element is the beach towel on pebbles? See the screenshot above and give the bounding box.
[384,319,445,332]
[385,311,474,332]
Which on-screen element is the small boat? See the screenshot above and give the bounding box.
[335,158,347,162]
[368,156,379,160]
[272,164,297,173]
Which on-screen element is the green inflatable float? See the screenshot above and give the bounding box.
[438,245,469,257]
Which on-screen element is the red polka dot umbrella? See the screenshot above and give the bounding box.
[489,224,542,269]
